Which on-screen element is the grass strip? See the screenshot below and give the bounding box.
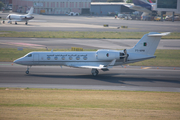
[0,48,180,67]
[0,31,180,39]
[0,89,180,120]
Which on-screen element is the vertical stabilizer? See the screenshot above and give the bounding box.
[127,32,170,56]
[27,7,34,16]
[148,0,153,3]
[132,0,152,11]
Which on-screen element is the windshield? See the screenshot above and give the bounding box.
[25,53,32,57]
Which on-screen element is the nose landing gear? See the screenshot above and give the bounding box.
[25,66,31,74]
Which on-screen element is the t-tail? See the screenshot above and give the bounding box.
[132,0,152,11]
[127,32,170,56]
[27,7,34,16]
[148,0,153,3]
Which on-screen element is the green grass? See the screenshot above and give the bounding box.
[130,49,180,67]
[0,48,180,67]
[0,31,180,39]
[0,89,180,120]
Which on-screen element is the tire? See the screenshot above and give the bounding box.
[92,69,99,76]
[26,71,29,74]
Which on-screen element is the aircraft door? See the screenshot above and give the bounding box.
[33,54,39,64]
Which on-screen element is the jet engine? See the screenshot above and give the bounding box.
[96,50,119,60]
[120,49,129,62]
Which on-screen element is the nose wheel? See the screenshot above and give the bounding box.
[25,66,31,74]
[26,70,29,74]
[25,22,28,25]
[91,69,99,76]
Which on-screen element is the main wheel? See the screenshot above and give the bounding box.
[91,69,99,76]
[25,70,29,74]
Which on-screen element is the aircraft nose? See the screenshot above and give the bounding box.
[13,58,22,64]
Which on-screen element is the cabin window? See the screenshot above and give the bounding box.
[54,56,58,60]
[62,56,65,60]
[69,56,73,60]
[27,54,32,57]
[47,56,50,60]
[83,56,87,60]
[76,56,80,60]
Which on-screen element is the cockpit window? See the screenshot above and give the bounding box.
[27,54,32,57]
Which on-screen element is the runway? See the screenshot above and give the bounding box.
[1,13,180,32]
[0,62,180,92]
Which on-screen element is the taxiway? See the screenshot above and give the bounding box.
[0,13,180,32]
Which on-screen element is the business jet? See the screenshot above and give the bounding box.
[6,7,34,25]
[14,32,170,76]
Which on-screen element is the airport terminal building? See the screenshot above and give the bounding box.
[12,0,91,14]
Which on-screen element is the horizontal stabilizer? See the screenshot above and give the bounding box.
[148,32,171,37]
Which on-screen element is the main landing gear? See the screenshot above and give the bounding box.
[25,66,31,74]
[25,21,28,25]
[15,22,17,24]
[91,69,99,76]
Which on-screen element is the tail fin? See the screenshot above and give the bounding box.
[27,7,34,16]
[148,0,153,3]
[127,32,170,56]
[132,0,152,11]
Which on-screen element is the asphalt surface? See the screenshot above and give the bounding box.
[0,12,180,32]
[0,12,180,92]
[0,37,180,50]
[0,62,180,92]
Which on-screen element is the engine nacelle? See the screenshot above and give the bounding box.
[96,49,119,60]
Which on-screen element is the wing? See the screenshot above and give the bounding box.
[67,59,116,70]
[124,4,152,13]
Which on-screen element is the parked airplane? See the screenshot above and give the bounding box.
[6,7,34,25]
[14,32,170,76]
[125,0,157,16]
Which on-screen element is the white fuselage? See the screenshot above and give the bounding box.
[7,14,34,22]
[14,50,154,67]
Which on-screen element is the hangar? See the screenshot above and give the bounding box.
[12,0,91,14]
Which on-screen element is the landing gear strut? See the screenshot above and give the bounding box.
[26,66,31,74]
[91,69,99,76]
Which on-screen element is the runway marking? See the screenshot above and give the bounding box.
[142,67,151,69]
[8,42,44,47]
[0,42,45,48]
